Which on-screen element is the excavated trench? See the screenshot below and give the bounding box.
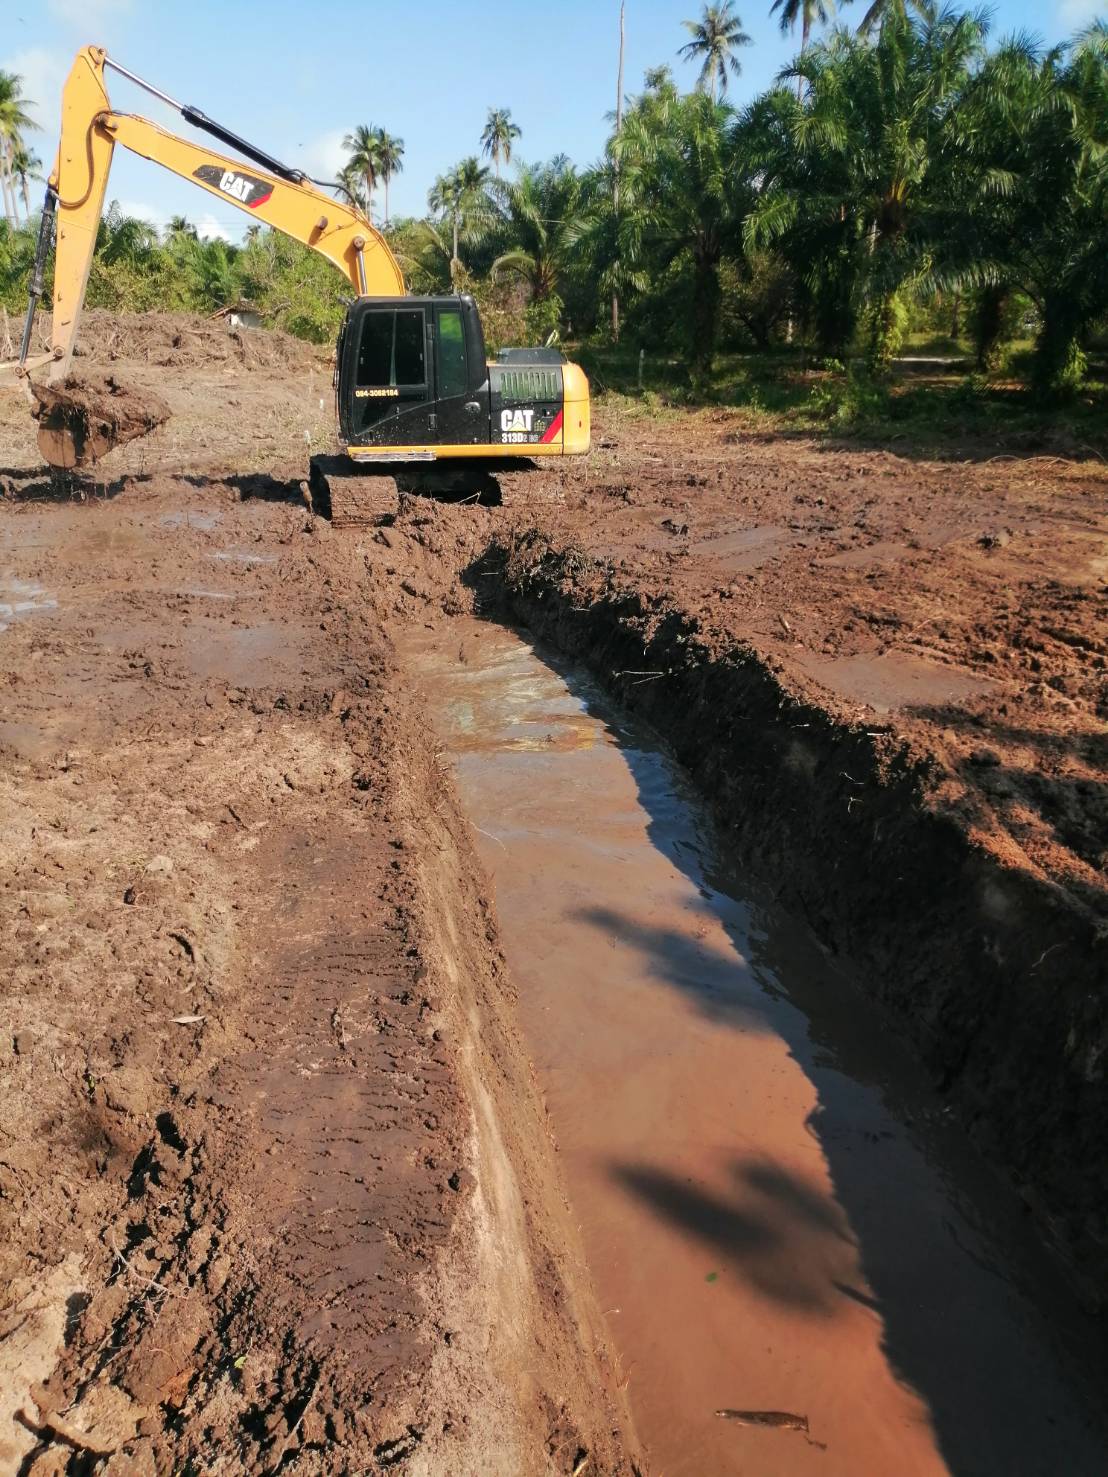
[406,617,1108,1477]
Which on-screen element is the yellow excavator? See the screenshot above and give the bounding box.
[6,46,591,522]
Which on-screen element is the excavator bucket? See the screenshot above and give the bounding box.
[30,374,170,470]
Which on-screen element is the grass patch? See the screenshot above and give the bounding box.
[574,345,1108,460]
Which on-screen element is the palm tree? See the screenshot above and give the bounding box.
[855,0,936,34]
[678,3,752,101]
[747,7,989,367]
[0,72,37,226]
[9,144,41,219]
[166,214,198,242]
[770,0,835,94]
[491,159,586,308]
[428,157,492,282]
[613,90,745,374]
[343,124,384,224]
[97,205,160,267]
[480,108,521,178]
[375,129,404,225]
[334,164,369,214]
[946,21,1108,397]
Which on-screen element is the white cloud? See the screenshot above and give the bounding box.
[113,199,163,229]
[195,214,231,243]
[1058,0,1106,28]
[295,129,349,184]
[48,0,133,24]
[3,46,69,137]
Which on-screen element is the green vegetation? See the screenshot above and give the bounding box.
[1,6,1106,434]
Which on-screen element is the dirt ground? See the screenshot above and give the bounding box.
[1,315,1105,1470]
[0,326,635,1474]
[506,406,1108,920]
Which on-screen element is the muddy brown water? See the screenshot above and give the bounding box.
[411,621,1108,1477]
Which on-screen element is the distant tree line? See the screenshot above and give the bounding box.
[1,6,1106,400]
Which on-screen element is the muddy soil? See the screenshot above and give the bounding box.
[410,620,1108,1477]
[31,374,172,468]
[0,355,634,1470]
[2,314,1106,1470]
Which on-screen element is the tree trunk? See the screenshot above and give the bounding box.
[971,284,1007,372]
[611,0,625,343]
[364,171,373,226]
[866,288,905,375]
[1032,295,1086,402]
[691,249,721,382]
[0,148,16,227]
[383,174,389,227]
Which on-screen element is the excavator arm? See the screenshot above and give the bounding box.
[11,47,405,463]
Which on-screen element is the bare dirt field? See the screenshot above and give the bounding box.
[1,315,1105,1473]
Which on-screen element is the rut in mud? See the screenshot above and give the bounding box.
[410,620,1108,1477]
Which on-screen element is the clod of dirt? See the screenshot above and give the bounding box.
[30,374,171,469]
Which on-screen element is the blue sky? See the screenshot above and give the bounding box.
[4,0,1104,241]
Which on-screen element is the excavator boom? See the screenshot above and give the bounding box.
[11,46,404,466]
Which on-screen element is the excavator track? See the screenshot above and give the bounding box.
[308,454,399,528]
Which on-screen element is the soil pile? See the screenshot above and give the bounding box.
[30,373,171,467]
[76,310,328,371]
[22,310,329,372]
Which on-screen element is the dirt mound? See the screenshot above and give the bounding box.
[30,373,171,468]
[29,310,329,372]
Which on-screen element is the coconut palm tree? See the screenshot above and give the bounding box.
[428,157,492,282]
[770,0,835,95]
[375,129,404,225]
[343,124,384,224]
[480,108,522,177]
[9,144,41,219]
[678,3,752,101]
[333,164,369,214]
[855,0,936,36]
[166,214,198,242]
[0,72,37,226]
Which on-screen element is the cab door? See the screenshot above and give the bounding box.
[348,305,433,446]
[432,302,487,445]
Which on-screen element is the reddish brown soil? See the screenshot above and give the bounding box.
[0,327,636,1473]
[474,408,1108,1304]
[498,408,1107,920]
[2,313,1106,1467]
[31,374,172,467]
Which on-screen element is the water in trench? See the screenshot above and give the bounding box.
[409,621,1108,1477]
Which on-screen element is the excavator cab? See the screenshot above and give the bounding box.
[338,295,490,449]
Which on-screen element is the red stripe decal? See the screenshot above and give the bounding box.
[248,189,273,209]
[540,410,564,445]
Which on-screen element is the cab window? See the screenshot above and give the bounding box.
[437,309,467,398]
[357,309,426,388]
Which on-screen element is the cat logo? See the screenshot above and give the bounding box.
[192,163,273,210]
[500,408,534,433]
